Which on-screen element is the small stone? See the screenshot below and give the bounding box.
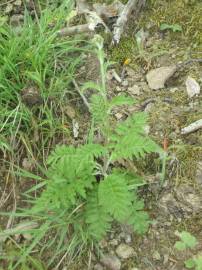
[146,65,177,90]
[116,86,122,92]
[115,112,123,120]
[152,251,161,261]
[116,243,135,259]
[109,239,119,246]
[100,254,121,270]
[94,263,104,270]
[185,76,200,98]
[124,234,132,244]
[121,80,129,87]
[128,85,141,96]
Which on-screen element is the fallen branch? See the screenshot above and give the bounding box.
[181,119,202,135]
[58,24,93,37]
[113,0,146,44]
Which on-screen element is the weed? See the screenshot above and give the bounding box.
[175,231,202,270]
[0,2,83,167]
[2,35,163,269]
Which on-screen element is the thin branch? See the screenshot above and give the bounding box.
[72,79,91,111]
[181,119,202,135]
[58,24,94,37]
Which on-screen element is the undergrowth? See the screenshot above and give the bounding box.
[0,1,83,165]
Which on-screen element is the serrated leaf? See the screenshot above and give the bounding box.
[108,94,135,109]
[160,23,182,32]
[98,174,132,221]
[81,81,102,93]
[85,188,112,240]
[127,204,150,234]
[110,113,161,160]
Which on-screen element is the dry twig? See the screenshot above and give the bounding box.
[113,0,146,44]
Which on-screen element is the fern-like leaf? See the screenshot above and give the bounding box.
[90,94,108,126]
[32,144,106,213]
[98,173,132,222]
[108,94,134,109]
[85,188,112,240]
[127,196,150,234]
[110,113,161,160]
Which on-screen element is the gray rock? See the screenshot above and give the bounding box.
[146,65,177,90]
[128,84,141,96]
[185,76,200,98]
[116,243,135,259]
[100,254,121,270]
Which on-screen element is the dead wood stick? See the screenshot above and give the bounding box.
[72,79,90,111]
[181,119,202,135]
[113,0,146,44]
[58,24,94,37]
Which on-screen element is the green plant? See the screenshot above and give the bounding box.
[1,35,162,268]
[175,231,202,270]
[160,23,182,32]
[0,1,82,164]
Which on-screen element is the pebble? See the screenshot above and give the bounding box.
[116,243,136,259]
[128,84,141,96]
[121,80,129,87]
[115,112,123,120]
[100,254,121,270]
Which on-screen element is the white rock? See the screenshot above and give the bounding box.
[185,76,200,98]
[115,112,123,120]
[100,254,121,270]
[128,85,141,96]
[116,243,135,259]
[146,65,177,90]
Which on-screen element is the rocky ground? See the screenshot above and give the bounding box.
[0,0,202,269]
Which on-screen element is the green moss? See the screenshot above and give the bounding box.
[109,36,138,65]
